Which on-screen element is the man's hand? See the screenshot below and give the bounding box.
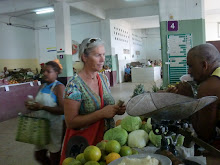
[167,82,194,97]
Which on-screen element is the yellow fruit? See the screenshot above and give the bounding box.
[84,161,100,165]
[168,84,175,88]
[106,153,121,164]
[105,140,121,153]
[76,153,86,164]
[84,145,101,162]
[62,157,75,165]
[119,146,132,157]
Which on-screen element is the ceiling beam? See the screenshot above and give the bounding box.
[106,5,159,19]
[69,1,106,19]
[130,17,160,29]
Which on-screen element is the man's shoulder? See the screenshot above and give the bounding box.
[199,76,220,96]
[202,76,220,86]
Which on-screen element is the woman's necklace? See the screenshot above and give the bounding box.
[83,72,96,80]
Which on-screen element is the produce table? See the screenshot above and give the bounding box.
[131,66,161,83]
[0,81,39,122]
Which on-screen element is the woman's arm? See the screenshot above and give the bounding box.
[64,99,118,129]
[26,84,65,115]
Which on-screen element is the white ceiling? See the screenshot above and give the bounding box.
[123,15,160,29]
[87,0,158,10]
[0,0,220,29]
[0,0,158,18]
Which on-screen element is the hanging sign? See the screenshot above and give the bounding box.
[167,34,192,84]
[167,21,178,31]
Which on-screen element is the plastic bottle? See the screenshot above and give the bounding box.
[27,95,35,105]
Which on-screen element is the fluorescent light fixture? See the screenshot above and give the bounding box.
[35,7,54,14]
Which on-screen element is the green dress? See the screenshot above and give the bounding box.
[65,73,115,130]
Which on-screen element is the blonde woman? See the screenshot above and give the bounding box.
[60,38,125,163]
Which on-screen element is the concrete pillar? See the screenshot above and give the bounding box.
[54,2,73,85]
[101,19,118,85]
[159,0,205,86]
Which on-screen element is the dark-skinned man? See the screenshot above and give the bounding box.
[168,43,220,149]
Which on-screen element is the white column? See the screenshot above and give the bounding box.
[54,2,72,54]
[54,2,73,79]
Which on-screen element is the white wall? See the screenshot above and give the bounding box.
[110,19,131,83]
[131,29,145,63]
[35,28,57,64]
[35,13,102,63]
[0,15,37,71]
[110,20,146,83]
[101,19,111,56]
[159,0,205,21]
[0,15,35,60]
[142,28,162,62]
[205,14,220,41]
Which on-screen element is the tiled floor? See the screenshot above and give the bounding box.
[0,80,162,165]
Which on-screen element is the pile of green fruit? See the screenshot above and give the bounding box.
[63,139,138,165]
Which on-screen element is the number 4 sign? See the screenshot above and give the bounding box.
[167,21,178,31]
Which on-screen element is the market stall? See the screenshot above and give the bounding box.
[131,66,161,83]
[61,90,220,165]
[0,68,40,122]
[0,81,39,122]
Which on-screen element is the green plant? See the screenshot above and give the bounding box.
[152,84,166,92]
[131,84,145,98]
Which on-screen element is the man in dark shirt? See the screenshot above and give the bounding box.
[168,43,220,149]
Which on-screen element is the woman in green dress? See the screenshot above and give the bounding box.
[60,38,125,163]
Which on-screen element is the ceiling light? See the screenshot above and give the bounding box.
[35,7,54,14]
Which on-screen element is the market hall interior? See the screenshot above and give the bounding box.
[1,0,220,165]
[0,81,162,165]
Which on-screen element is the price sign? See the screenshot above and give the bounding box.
[167,21,178,31]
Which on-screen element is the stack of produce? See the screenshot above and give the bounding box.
[62,85,185,165]
[63,115,185,165]
[63,139,137,165]
[8,68,35,84]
